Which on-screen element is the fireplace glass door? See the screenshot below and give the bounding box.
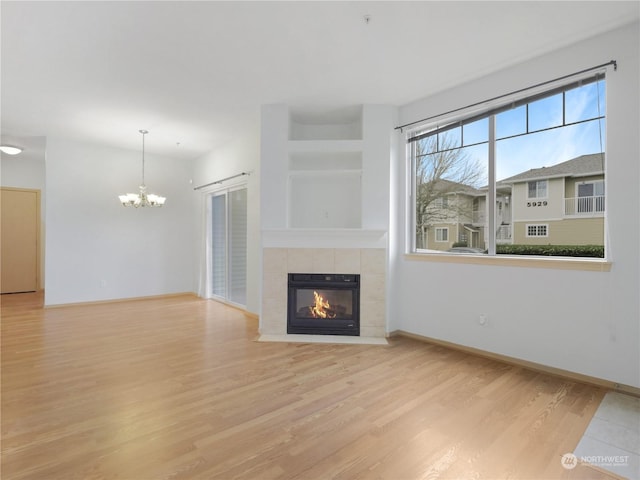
[288,274,359,336]
[294,288,354,319]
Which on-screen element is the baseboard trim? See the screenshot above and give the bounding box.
[388,330,640,397]
[575,460,630,480]
[44,292,199,308]
[257,334,388,345]
[45,292,261,322]
[207,297,259,319]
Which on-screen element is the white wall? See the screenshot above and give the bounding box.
[191,116,261,315]
[362,105,397,231]
[392,23,640,388]
[44,137,195,305]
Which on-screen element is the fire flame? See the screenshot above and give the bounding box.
[310,291,336,319]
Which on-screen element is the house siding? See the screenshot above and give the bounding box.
[513,217,604,245]
[424,222,456,251]
[511,178,564,221]
[420,194,477,250]
[565,174,605,199]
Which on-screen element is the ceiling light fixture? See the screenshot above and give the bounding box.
[0,145,23,155]
[118,130,166,208]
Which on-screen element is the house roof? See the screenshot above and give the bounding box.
[498,153,605,185]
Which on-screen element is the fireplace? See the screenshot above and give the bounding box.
[287,273,360,336]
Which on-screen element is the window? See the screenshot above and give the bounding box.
[408,70,606,259]
[434,196,449,208]
[412,124,488,251]
[528,180,547,199]
[435,227,448,242]
[526,224,548,237]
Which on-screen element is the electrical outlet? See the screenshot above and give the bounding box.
[478,314,488,326]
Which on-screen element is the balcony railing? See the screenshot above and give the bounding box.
[564,195,605,216]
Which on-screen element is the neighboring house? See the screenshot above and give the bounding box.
[419,153,605,250]
[469,185,513,247]
[499,153,605,246]
[417,179,510,251]
[416,179,479,251]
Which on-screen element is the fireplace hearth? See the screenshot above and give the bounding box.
[287,273,360,336]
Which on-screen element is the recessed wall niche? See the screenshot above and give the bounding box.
[287,108,364,229]
[260,103,393,232]
[288,106,362,141]
[288,171,362,228]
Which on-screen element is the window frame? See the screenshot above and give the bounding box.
[526,224,549,238]
[527,180,548,200]
[434,196,450,209]
[435,227,449,242]
[406,69,608,263]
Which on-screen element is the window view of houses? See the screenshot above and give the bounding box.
[413,76,606,258]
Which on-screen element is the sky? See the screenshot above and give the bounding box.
[430,79,606,184]
[495,79,606,180]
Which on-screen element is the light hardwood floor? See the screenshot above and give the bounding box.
[1,292,620,479]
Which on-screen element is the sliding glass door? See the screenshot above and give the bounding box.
[209,186,247,307]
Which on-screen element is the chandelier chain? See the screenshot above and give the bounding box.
[140,129,148,187]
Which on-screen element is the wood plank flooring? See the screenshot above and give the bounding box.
[1,292,618,479]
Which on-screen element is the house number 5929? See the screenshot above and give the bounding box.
[527,201,548,207]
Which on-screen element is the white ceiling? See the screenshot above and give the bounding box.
[1,1,638,160]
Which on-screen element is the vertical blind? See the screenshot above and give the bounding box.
[228,188,247,306]
[210,187,247,307]
[211,194,227,298]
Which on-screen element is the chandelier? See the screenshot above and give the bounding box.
[119,130,166,207]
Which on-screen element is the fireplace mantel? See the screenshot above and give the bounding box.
[262,228,387,249]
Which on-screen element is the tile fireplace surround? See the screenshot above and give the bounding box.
[261,237,387,343]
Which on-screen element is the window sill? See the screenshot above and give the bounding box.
[404,253,612,272]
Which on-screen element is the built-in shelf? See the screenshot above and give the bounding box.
[287,110,365,230]
[262,104,391,232]
[289,152,362,171]
[287,139,363,153]
[262,228,388,248]
[289,106,363,141]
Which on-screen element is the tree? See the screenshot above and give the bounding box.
[414,132,486,249]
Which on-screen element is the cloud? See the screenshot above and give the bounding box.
[494,81,605,180]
